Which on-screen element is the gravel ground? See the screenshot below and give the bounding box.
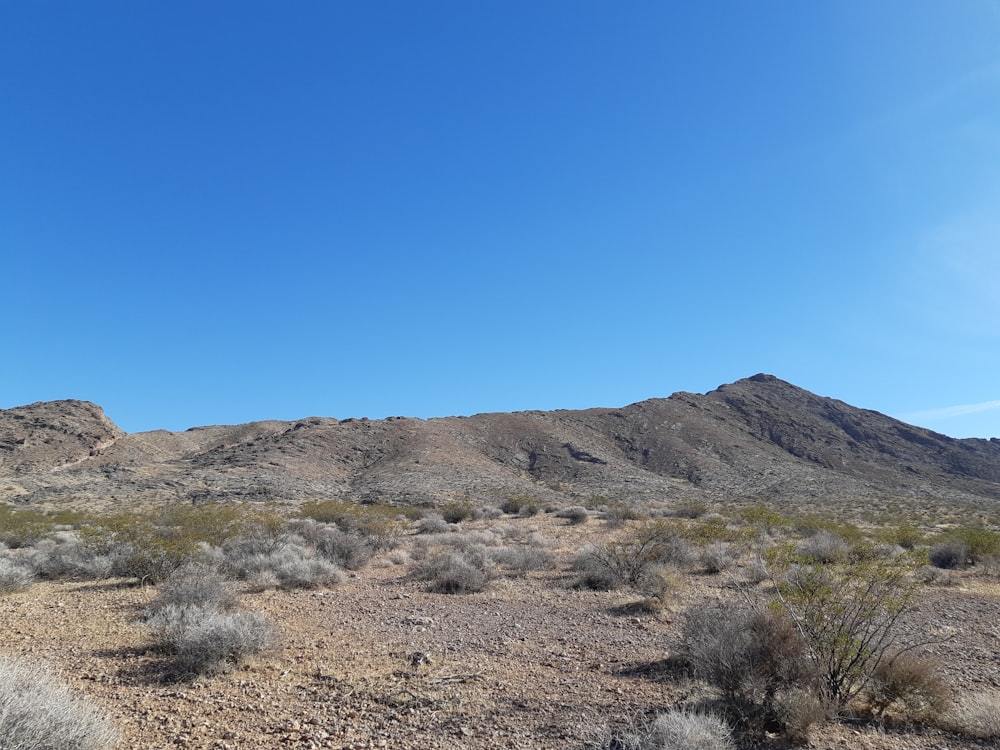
[1,515,998,749]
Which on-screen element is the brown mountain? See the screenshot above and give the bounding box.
[2,374,999,513]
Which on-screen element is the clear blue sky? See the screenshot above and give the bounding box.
[2,1,999,438]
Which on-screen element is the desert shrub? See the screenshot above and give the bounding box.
[154,609,275,677]
[147,565,236,617]
[670,499,708,519]
[26,535,114,580]
[645,707,734,750]
[491,545,554,576]
[737,504,789,534]
[555,506,589,525]
[409,548,494,594]
[499,495,541,517]
[588,708,734,750]
[769,556,918,708]
[938,526,1000,565]
[439,501,474,524]
[773,687,834,744]
[0,656,119,749]
[876,522,924,550]
[600,502,644,527]
[928,540,969,569]
[573,520,694,590]
[227,544,343,590]
[0,506,56,548]
[298,522,374,570]
[635,564,683,610]
[298,501,411,550]
[797,530,850,564]
[415,514,455,535]
[81,504,283,584]
[867,651,950,721]
[0,556,34,593]
[700,541,738,574]
[682,603,813,720]
[940,691,1000,739]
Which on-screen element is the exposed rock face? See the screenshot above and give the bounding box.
[2,375,999,511]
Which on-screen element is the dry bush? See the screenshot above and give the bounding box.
[701,541,738,574]
[0,656,120,749]
[491,546,555,577]
[940,691,1000,739]
[225,543,343,590]
[682,602,814,721]
[415,514,455,535]
[298,522,374,570]
[587,708,734,750]
[555,506,589,525]
[168,610,276,676]
[26,535,114,580]
[797,530,849,564]
[409,548,494,594]
[774,687,834,744]
[867,651,951,721]
[146,565,236,617]
[929,540,969,569]
[0,555,35,593]
[572,521,694,590]
[646,708,734,750]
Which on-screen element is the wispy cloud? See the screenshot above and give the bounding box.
[900,399,1000,423]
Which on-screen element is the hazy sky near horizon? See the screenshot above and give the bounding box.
[3,1,999,438]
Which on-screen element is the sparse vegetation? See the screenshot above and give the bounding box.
[554,505,589,525]
[0,656,119,749]
[588,708,734,750]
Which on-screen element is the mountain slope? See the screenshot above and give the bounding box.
[2,375,998,512]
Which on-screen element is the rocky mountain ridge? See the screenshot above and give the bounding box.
[2,374,999,513]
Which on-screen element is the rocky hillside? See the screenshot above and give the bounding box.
[2,375,999,513]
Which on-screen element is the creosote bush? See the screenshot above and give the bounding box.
[767,554,920,709]
[0,656,120,749]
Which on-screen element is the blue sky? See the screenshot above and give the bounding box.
[2,1,999,438]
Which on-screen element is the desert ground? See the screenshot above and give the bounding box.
[1,506,998,749]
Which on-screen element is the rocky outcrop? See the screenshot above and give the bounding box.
[2,376,999,510]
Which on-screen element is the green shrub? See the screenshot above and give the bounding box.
[298,500,411,550]
[769,556,918,708]
[440,501,474,524]
[876,522,924,550]
[500,495,540,516]
[941,526,1000,564]
[0,656,119,749]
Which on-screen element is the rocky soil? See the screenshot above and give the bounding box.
[1,514,998,750]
